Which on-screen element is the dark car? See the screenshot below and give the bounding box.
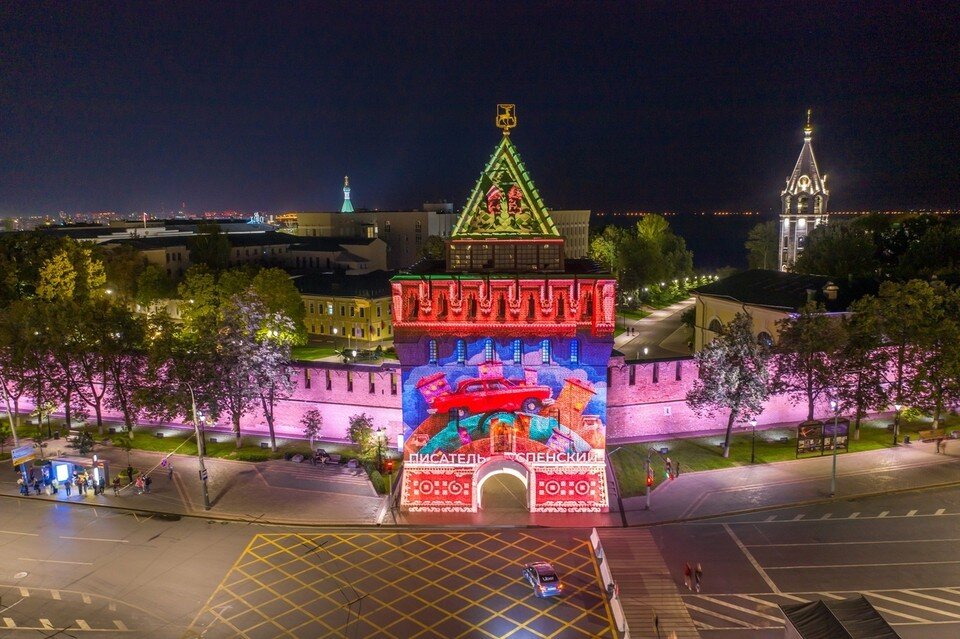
[522,562,564,598]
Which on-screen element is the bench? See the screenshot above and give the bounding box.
[917,428,947,442]
[325,454,341,465]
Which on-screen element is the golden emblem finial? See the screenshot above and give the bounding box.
[496,104,517,135]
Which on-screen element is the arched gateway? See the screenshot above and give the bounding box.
[394,106,614,515]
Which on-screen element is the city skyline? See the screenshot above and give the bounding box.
[2,2,958,217]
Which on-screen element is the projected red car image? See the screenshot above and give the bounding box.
[429,377,552,416]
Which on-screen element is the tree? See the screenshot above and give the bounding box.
[792,221,878,279]
[772,302,847,421]
[36,250,78,302]
[99,243,145,301]
[833,313,887,440]
[851,280,939,412]
[215,292,265,447]
[745,221,779,270]
[252,311,297,452]
[348,412,375,460]
[301,408,323,448]
[187,223,231,271]
[420,235,446,260]
[687,312,771,458]
[136,264,175,308]
[252,268,307,345]
[905,282,960,427]
[0,302,37,443]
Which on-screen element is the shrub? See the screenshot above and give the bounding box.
[237,451,272,462]
[368,469,387,494]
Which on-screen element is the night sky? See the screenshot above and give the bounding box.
[2,1,958,216]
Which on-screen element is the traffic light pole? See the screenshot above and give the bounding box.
[645,452,652,510]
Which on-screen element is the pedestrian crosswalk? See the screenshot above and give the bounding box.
[0,584,142,633]
[684,587,960,631]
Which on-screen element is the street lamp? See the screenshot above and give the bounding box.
[893,403,902,445]
[749,419,757,464]
[376,426,385,472]
[187,384,211,510]
[830,400,840,497]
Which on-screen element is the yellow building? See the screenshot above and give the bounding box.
[692,269,865,351]
[295,270,395,342]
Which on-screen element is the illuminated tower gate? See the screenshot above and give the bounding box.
[392,106,615,513]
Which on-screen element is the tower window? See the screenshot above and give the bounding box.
[456,339,466,365]
[484,338,494,362]
[570,339,580,364]
[512,339,522,363]
[540,340,551,364]
[428,339,438,365]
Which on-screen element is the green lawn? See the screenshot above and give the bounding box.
[610,413,960,497]
[291,345,341,361]
[619,309,652,321]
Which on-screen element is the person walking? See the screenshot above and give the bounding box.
[112,476,121,496]
[167,462,174,480]
[683,562,692,590]
[98,476,105,496]
[135,474,144,495]
[33,478,42,495]
[675,460,681,477]
[64,477,72,497]
[144,475,152,494]
[936,437,944,453]
[694,563,703,593]
[17,477,27,496]
[127,465,134,483]
[665,457,672,481]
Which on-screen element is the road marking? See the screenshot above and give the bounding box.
[792,514,804,521]
[905,589,960,609]
[768,560,960,569]
[3,618,15,628]
[723,523,780,593]
[698,595,784,623]
[76,619,91,630]
[820,513,832,520]
[747,536,960,547]
[109,602,116,611]
[0,530,39,537]
[936,508,946,516]
[867,592,960,620]
[849,512,860,519]
[17,557,93,566]
[82,594,91,604]
[51,590,61,600]
[18,587,28,597]
[879,511,889,518]
[59,536,128,544]
[114,620,128,630]
[40,619,54,630]
[908,509,918,516]
[685,603,753,627]
[820,592,845,600]
[764,515,776,522]
[869,604,931,623]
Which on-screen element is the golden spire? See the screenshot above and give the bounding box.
[804,108,813,139]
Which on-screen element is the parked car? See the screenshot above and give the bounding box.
[522,562,564,598]
[430,377,552,416]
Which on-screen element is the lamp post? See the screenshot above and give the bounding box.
[187,384,211,510]
[749,419,757,464]
[376,426,385,472]
[893,403,902,445]
[830,400,839,498]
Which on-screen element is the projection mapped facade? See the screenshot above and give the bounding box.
[392,106,615,512]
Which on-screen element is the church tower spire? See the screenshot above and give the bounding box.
[340,175,354,213]
[778,109,829,271]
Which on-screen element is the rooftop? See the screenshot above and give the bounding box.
[400,257,609,278]
[693,269,877,312]
[293,269,396,298]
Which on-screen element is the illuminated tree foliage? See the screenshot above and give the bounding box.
[687,312,771,458]
[772,302,847,421]
[589,215,693,291]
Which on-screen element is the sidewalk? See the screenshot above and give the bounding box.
[622,439,960,526]
[2,443,383,526]
[3,438,957,529]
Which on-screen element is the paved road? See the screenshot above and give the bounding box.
[615,299,694,360]
[0,498,615,638]
[651,484,960,639]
